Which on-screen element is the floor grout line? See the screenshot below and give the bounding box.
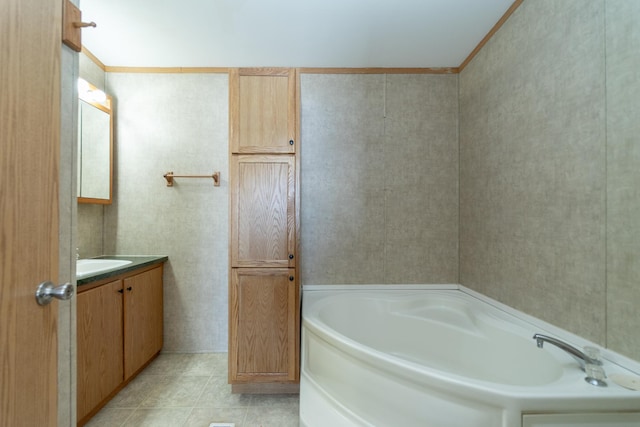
[85,353,299,427]
[118,410,134,427]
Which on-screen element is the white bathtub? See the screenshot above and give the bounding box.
[300,285,640,427]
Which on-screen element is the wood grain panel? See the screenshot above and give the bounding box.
[231,155,296,267]
[238,162,288,260]
[0,0,61,424]
[229,268,297,382]
[228,68,300,390]
[123,266,164,379]
[230,68,296,153]
[229,68,240,153]
[62,0,82,52]
[77,280,124,421]
[240,75,289,151]
[238,67,291,76]
[295,70,302,280]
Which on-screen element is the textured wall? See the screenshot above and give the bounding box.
[460,1,607,345]
[77,52,107,259]
[301,74,459,285]
[76,0,640,362]
[79,52,105,91]
[59,35,79,427]
[77,204,104,258]
[606,0,640,359]
[105,73,229,352]
[87,71,459,353]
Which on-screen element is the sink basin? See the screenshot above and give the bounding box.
[76,259,133,278]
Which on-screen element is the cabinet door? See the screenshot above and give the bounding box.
[231,155,296,268]
[124,266,164,379]
[229,268,299,383]
[77,280,124,421]
[230,68,296,154]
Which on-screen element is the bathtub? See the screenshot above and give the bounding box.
[300,285,640,427]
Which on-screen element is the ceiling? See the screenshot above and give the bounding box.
[80,0,516,68]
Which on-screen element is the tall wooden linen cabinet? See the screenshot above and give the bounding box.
[228,68,300,393]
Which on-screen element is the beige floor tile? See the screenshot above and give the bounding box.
[84,408,135,427]
[183,407,248,427]
[244,405,299,427]
[182,353,228,376]
[83,353,299,427]
[140,375,210,408]
[123,408,192,427]
[196,376,253,408]
[106,374,168,408]
[140,353,193,376]
[250,393,300,408]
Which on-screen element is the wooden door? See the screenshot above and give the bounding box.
[230,155,296,268]
[229,268,298,382]
[230,68,297,154]
[77,280,124,422]
[124,266,164,379]
[0,0,62,425]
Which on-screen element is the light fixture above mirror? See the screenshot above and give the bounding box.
[78,77,108,106]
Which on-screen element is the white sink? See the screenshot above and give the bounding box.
[76,259,133,278]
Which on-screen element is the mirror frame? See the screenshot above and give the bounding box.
[77,81,113,204]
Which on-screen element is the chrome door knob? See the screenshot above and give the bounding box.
[35,281,74,306]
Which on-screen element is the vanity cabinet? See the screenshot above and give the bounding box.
[77,264,164,425]
[77,280,123,422]
[124,267,164,379]
[228,67,300,392]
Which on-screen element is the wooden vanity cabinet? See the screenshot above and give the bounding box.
[124,266,163,379]
[77,264,164,425]
[77,280,124,422]
[228,67,300,392]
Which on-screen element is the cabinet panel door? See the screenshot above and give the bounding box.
[77,280,124,421]
[229,268,298,383]
[231,155,296,268]
[230,68,296,154]
[124,266,164,379]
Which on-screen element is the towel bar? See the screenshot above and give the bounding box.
[163,171,220,187]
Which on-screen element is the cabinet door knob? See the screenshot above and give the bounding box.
[288,254,294,260]
[289,276,294,281]
[289,139,294,146]
[126,286,132,291]
[117,289,124,294]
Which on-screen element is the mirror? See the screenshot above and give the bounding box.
[77,79,113,204]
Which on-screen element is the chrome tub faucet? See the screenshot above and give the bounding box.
[533,333,607,387]
[532,333,602,370]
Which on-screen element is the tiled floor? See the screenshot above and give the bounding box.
[85,353,299,427]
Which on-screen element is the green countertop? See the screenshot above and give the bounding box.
[76,255,168,286]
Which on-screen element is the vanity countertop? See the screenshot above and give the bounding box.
[76,255,168,287]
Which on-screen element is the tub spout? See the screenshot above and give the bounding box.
[532,334,601,371]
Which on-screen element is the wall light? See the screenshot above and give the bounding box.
[77,78,107,105]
